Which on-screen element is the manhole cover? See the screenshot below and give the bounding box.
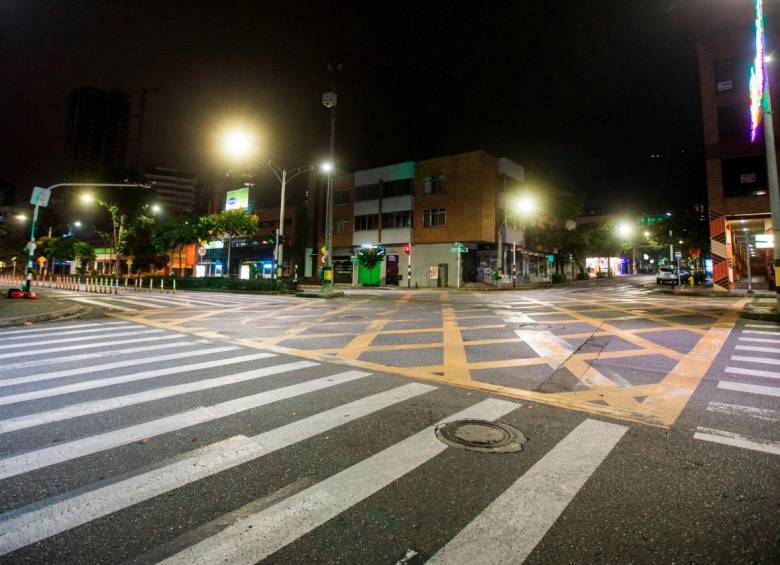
[435,420,526,453]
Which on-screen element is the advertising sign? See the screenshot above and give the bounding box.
[755,234,774,248]
[429,266,439,279]
[224,187,250,211]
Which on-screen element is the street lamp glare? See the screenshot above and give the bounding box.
[222,129,256,159]
[15,214,27,222]
[617,222,634,238]
[80,193,94,203]
[320,161,334,174]
[643,230,651,238]
[74,221,82,228]
[514,194,537,217]
[151,204,161,214]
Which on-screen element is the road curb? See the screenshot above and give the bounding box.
[0,302,89,328]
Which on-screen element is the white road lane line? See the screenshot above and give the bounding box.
[0,329,164,351]
[62,297,137,311]
[743,329,780,336]
[731,355,780,366]
[0,370,389,480]
[1,323,134,341]
[160,398,520,565]
[0,347,233,388]
[0,381,435,555]
[738,337,780,344]
[0,321,129,337]
[104,297,166,309]
[718,380,780,398]
[428,419,627,564]
[735,345,780,353]
[724,366,780,380]
[706,401,780,422]
[124,295,227,307]
[693,426,780,456]
[745,323,780,328]
[0,359,316,433]
[0,334,185,360]
[0,341,200,372]
[0,348,258,406]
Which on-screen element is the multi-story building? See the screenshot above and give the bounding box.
[64,87,130,184]
[144,165,200,215]
[312,150,547,287]
[698,12,779,290]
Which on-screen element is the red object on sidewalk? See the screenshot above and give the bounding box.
[6,289,25,299]
[24,291,37,299]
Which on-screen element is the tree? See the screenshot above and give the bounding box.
[151,214,211,276]
[356,246,385,286]
[122,213,168,273]
[73,241,96,277]
[42,237,76,276]
[208,210,258,276]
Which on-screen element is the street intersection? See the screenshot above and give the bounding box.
[0,278,777,563]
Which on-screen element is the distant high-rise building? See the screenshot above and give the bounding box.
[144,165,200,215]
[64,87,130,183]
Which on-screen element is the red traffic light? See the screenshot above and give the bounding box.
[404,244,411,254]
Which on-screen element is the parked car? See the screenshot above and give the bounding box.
[656,266,680,285]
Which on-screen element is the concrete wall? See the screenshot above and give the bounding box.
[406,243,462,288]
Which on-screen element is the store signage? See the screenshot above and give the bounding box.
[755,233,774,248]
[717,80,733,92]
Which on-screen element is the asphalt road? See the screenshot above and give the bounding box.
[0,278,777,564]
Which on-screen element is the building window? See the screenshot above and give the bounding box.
[714,58,750,95]
[355,184,381,201]
[718,104,752,143]
[381,210,412,229]
[423,175,447,194]
[381,179,414,197]
[334,190,350,205]
[722,156,767,197]
[354,214,379,231]
[334,218,351,234]
[423,208,446,227]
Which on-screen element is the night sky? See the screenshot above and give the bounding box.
[0,1,757,213]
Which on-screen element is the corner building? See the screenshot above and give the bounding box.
[315,150,540,287]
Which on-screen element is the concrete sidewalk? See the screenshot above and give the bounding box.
[0,288,89,327]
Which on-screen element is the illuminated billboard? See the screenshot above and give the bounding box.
[224,186,250,210]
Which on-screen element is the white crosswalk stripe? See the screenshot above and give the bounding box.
[0,349,265,407]
[0,333,186,360]
[0,321,129,337]
[0,328,164,350]
[693,427,780,456]
[0,359,315,433]
[1,323,135,341]
[428,419,628,564]
[717,380,780,398]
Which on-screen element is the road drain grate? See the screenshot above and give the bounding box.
[435,420,526,453]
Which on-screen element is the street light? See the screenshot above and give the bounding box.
[20,182,149,291]
[219,128,319,280]
[514,194,538,217]
[151,204,161,214]
[15,214,27,222]
[616,222,635,275]
[73,221,82,228]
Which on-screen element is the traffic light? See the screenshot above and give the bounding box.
[404,243,411,255]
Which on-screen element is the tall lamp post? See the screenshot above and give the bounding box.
[497,193,537,284]
[616,221,635,275]
[219,129,328,281]
[21,182,148,292]
[749,0,780,307]
[321,88,338,296]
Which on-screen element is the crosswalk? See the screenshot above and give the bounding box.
[50,289,304,312]
[0,318,628,563]
[693,322,780,456]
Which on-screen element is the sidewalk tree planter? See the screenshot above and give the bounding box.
[356,246,385,287]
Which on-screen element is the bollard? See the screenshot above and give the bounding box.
[160,278,164,293]
[125,276,129,290]
[114,278,119,294]
[149,278,153,293]
[172,279,176,293]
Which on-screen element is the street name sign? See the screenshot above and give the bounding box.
[30,187,51,207]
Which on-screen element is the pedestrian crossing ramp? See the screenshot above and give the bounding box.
[0,319,628,563]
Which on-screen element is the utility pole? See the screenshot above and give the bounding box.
[745,229,754,294]
[320,63,340,296]
[764,85,780,307]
